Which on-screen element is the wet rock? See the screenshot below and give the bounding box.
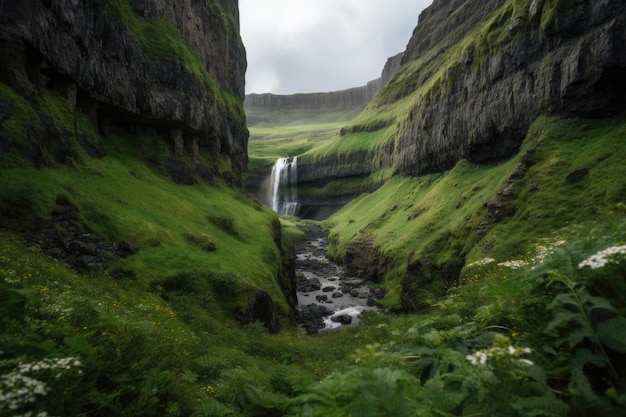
[297,303,333,335]
[343,278,366,287]
[296,277,322,292]
[331,315,352,325]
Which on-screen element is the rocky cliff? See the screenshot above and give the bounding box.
[0,0,248,176]
[298,0,626,190]
[245,53,403,125]
[392,0,626,176]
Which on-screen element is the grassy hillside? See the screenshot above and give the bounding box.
[247,121,345,174]
[325,116,626,309]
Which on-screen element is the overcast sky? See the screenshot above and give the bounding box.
[240,0,433,95]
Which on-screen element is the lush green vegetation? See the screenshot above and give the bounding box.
[3,212,626,417]
[3,86,626,417]
[2,1,625,416]
[246,107,360,129]
[325,116,626,309]
[247,121,344,173]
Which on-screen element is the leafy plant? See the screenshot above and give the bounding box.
[543,275,626,414]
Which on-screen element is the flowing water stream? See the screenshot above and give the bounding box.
[294,224,384,334]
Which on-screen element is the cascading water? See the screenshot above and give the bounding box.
[270,156,300,216]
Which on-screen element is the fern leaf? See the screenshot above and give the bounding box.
[547,293,578,310]
[196,398,234,417]
[580,292,618,315]
[568,368,613,412]
[544,310,585,335]
[563,327,595,349]
[511,394,570,417]
[524,362,549,385]
[571,348,608,370]
[597,316,626,353]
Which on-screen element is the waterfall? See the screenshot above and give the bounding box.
[270,157,300,216]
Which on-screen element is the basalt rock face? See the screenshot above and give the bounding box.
[296,150,390,220]
[245,53,403,125]
[0,0,248,175]
[393,0,626,176]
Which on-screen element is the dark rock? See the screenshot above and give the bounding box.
[331,292,343,299]
[477,150,536,240]
[164,159,194,185]
[235,288,280,334]
[344,237,391,282]
[331,314,352,325]
[296,277,322,292]
[297,303,333,335]
[315,295,328,302]
[566,168,589,184]
[21,204,139,273]
[401,257,464,311]
[371,287,387,299]
[322,286,335,292]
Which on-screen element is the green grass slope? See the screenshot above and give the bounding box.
[325,116,626,310]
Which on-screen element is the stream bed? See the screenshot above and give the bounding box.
[294,224,385,335]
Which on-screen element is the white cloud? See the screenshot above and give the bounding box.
[240,0,433,94]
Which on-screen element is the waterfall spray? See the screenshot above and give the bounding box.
[270,157,299,216]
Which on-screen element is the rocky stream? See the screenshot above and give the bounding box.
[294,224,385,335]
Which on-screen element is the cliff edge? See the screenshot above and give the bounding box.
[245,53,403,125]
[0,0,248,176]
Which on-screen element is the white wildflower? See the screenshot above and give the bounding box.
[4,269,20,284]
[466,345,533,367]
[578,245,626,269]
[467,258,495,267]
[498,260,528,269]
[466,351,488,366]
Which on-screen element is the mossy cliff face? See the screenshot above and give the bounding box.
[301,0,626,184]
[0,0,248,175]
[392,0,626,176]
